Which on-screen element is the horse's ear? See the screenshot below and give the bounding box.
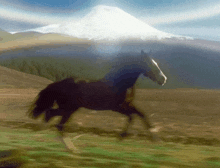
[141,50,152,64]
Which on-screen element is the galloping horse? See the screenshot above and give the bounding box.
[28,50,167,151]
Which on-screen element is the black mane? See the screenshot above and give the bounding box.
[110,50,151,69]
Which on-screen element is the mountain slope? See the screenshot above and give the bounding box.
[29,5,190,41]
[0,65,52,89]
[1,39,220,89]
[0,32,91,52]
[0,28,13,42]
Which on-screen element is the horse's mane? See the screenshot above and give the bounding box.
[111,51,149,67]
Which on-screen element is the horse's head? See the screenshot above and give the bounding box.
[141,50,167,86]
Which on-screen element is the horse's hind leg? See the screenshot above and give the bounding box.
[44,108,63,122]
[55,108,81,152]
[55,110,73,134]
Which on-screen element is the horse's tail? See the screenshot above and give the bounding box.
[27,84,56,119]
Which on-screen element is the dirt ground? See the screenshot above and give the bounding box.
[0,88,220,146]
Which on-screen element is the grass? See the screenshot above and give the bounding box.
[1,88,220,167]
[0,126,220,168]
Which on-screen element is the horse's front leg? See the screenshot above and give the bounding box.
[121,103,161,142]
[134,108,161,142]
[118,114,133,140]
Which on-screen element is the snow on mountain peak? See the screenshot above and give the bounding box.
[29,5,191,41]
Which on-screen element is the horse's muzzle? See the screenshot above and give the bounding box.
[159,74,167,86]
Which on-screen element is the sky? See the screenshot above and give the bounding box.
[1,0,220,41]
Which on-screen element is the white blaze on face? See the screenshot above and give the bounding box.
[151,59,167,86]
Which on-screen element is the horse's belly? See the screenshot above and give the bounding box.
[77,82,126,110]
[78,95,119,110]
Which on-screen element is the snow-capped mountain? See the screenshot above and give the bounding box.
[27,5,191,41]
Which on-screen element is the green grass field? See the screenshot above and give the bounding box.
[1,88,220,167]
[1,126,220,168]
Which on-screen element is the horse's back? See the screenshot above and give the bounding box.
[46,78,79,103]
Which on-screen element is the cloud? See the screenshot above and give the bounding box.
[1,7,73,26]
[142,3,220,25]
[1,1,220,28]
[157,27,220,42]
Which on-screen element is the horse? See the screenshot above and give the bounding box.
[27,50,167,151]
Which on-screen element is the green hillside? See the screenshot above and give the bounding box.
[0,56,110,82]
[0,56,160,88]
[0,56,200,89]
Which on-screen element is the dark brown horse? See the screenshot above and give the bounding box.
[28,50,167,151]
